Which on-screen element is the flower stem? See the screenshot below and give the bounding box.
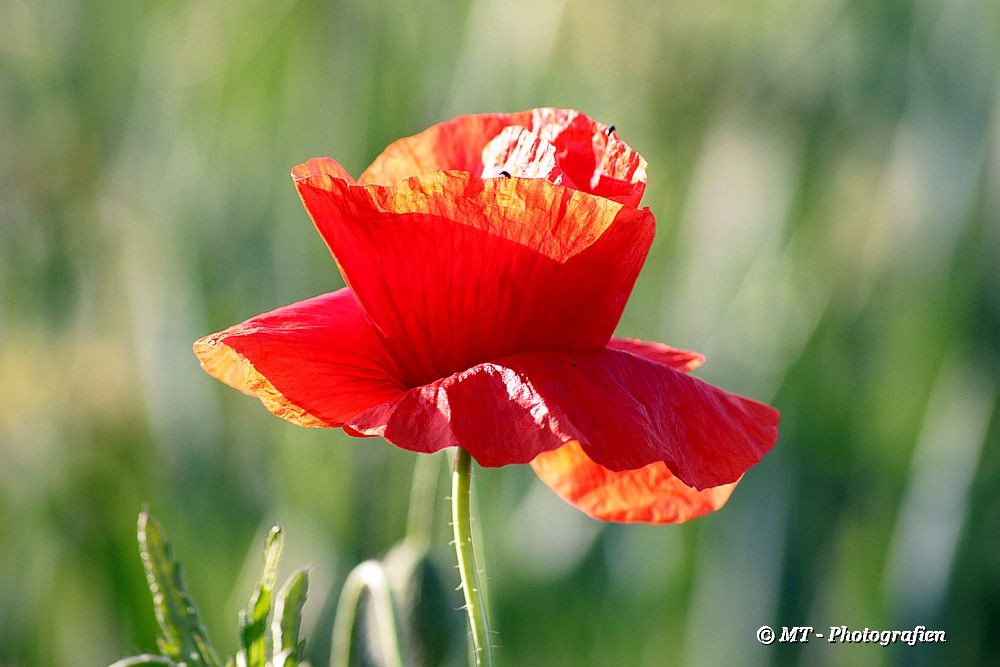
[452,447,494,667]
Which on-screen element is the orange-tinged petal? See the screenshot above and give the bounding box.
[358,111,532,185]
[347,347,778,489]
[291,156,356,184]
[293,169,655,387]
[531,441,738,524]
[193,289,406,427]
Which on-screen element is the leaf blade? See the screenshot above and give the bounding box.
[271,568,309,667]
[137,511,223,667]
[238,525,284,667]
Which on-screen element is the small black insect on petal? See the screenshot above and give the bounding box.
[499,170,512,178]
[606,125,616,136]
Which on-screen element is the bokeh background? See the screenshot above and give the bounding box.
[2,0,999,665]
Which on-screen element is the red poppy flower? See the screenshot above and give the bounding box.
[194,108,779,524]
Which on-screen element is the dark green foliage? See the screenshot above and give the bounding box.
[380,543,456,667]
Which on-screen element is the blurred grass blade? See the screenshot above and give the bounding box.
[238,525,284,667]
[405,452,443,549]
[272,568,309,667]
[137,511,223,667]
[109,656,178,667]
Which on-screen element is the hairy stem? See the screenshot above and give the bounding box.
[452,448,494,667]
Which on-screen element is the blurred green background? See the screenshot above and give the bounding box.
[2,0,998,665]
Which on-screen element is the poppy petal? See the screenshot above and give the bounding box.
[609,337,706,372]
[528,108,647,206]
[357,108,646,205]
[531,340,723,524]
[193,288,406,427]
[358,111,533,185]
[293,169,655,387]
[291,157,356,184]
[530,441,738,523]
[347,347,779,489]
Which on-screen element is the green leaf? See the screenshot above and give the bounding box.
[271,568,309,667]
[137,511,223,667]
[237,525,284,667]
[108,656,178,667]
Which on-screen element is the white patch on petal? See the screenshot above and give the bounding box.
[530,107,580,143]
[481,125,571,186]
